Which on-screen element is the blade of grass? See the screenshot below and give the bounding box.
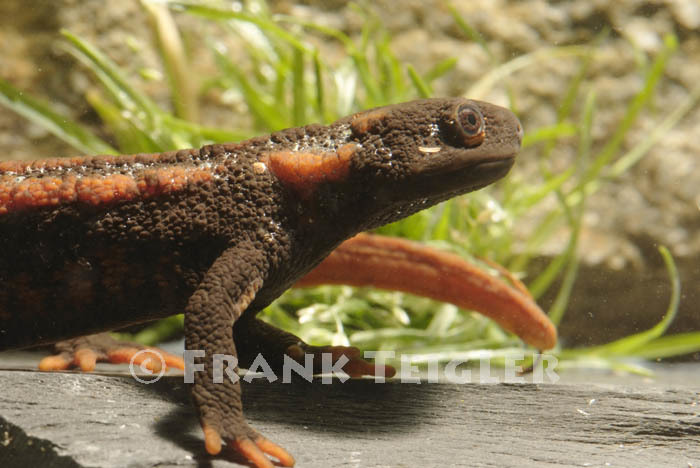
[569,34,677,198]
[311,52,327,122]
[506,167,574,215]
[610,81,700,178]
[161,115,251,142]
[406,64,431,98]
[61,30,161,121]
[142,0,199,122]
[530,91,594,308]
[114,314,184,346]
[521,122,577,148]
[291,48,306,126]
[423,57,457,84]
[627,332,700,359]
[447,3,492,59]
[86,91,163,153]
[212,45,287,130]
[466,45,591,100]
[559,245,680,360]
[592,246,680,354]
[0,77,116,155]
[170,1,311,54]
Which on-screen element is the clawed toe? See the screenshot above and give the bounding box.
[201,422,295,467]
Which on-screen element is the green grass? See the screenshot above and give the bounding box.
[1,0,699,373]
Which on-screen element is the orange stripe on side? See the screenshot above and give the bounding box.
[263,143,358,199]
[0,166,214,215]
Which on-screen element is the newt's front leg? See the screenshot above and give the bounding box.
[185,243,294,468]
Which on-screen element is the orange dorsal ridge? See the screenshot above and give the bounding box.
[0,154,215,215]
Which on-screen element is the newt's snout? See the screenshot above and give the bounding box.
[405,99,522,199]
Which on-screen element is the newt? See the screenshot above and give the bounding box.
[0,98,531,467]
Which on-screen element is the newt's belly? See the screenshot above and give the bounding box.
[0,237,213,350]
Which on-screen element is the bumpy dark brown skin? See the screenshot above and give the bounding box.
[0,98,522,467]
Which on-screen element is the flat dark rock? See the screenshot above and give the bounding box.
[0,353,698,467]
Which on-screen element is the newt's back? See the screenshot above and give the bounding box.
[0,147,252,348]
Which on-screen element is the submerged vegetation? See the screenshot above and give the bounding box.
[1,0,699,374]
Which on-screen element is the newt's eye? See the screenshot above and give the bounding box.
[454,104,485,147]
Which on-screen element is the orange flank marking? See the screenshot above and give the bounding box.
[296,233,557,350]
[0,163,214,215]
[263,143,357,199]
[350,108,389,134]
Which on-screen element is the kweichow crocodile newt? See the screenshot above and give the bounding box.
[0,98,554,467]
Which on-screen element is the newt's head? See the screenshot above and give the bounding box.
[341,98,523,229]
[260,98,522,233]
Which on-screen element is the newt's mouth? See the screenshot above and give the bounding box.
[464,156,516,191]
[411,154,516,204]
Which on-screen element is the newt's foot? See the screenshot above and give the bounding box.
[38,332,184,372]
[286,343,396,378]
[200,419,294,467]
[233,317,396,378]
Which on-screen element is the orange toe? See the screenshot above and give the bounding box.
[38,355,70,371]
[74,348,98,372]
[256,437,295,467]
[202,424,222,455]
[108,347,163,372]
[106,347,141,365]
[235,438,274,468]
[160,351,185,370]
[135,350,163,372]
